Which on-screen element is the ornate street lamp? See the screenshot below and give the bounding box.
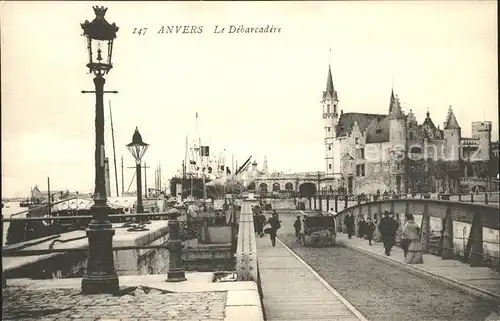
[126,127,149,221]
[80,6,119,295]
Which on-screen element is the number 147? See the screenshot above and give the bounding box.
[133,28,148,36]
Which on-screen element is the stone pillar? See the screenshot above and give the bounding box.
[334,195,338,212]
[421,204,430,253]
[469,213,484,267]
[441,207,454,259]
[314,196,317,210]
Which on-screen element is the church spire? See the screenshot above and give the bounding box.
[323,65,337,100]
[444,105,460,129]
[389,94,404,119]
[389,88,395,114]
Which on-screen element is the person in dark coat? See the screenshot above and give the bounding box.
[253,212,259,233]
[365,217,376,245]
[378,211,399,256]
[344,213,355,239]
[257,211,266,237]
[293,216,302,243]
[266,212,281,247]
[357,217,366,238]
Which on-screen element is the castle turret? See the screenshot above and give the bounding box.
[443,105,461,161]
[389,93,406,193]
[322,65,340,179]
[471,121,492,161]
[251,160,258,171]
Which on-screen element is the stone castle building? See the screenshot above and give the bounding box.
[320,65,493,195]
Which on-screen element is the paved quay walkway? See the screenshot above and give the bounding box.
[256,234,367,321]
[336,233,500,302]
[2,273,262,321]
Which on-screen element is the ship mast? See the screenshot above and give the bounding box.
[109,101,120,197]
[121,155,124,196]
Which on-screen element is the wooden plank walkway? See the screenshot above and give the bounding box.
[336,233,500,300]
[256,235,367,321]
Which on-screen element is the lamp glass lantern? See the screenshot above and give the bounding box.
[127,127,149,164]
[81,6,119,75]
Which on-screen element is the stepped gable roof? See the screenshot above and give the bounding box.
[336,112,388,138]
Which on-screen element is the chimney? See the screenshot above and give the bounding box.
[104,157,111,197]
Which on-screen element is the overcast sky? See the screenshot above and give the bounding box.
[1,1,497,197]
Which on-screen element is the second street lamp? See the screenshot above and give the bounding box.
[126,127,149,222]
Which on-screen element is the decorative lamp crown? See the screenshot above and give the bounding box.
[126,127,149,164]
[93,6,108,17]
[81,6,119,74]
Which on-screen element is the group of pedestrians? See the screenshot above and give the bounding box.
[343,213,376,245]
[252,207,281,247]
[253,209,266,237]
[344,210,423,262]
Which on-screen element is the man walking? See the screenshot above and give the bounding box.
[294,215,302,243]
[378,211,399,256]
[257,211,266,237]
[344,213,355,239]
[266,212,281,247]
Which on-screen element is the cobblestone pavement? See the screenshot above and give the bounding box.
[275,212,500,321]
[2,286,227,321]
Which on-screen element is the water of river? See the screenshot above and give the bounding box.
[2,201,22,246]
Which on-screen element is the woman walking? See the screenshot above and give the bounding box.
[402,214,423,264]
[365,218,376,245]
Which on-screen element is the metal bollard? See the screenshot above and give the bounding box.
[166,213,186,282]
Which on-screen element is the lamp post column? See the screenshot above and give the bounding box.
[166,214,186,282]
[136,162,144,221]
[81,73,119,294]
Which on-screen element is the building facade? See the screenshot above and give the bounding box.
[320,65,494,195]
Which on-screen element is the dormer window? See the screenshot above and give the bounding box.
[327,104,330,114]
[328,127,331,132]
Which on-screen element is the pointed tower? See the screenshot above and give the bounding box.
[322,65,340,179]
[263,156,269,174]
[443,105,461,161]
[388,89,395,114]
[389,93,406,193]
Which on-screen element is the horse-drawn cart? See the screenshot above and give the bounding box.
[299,212,337,246]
